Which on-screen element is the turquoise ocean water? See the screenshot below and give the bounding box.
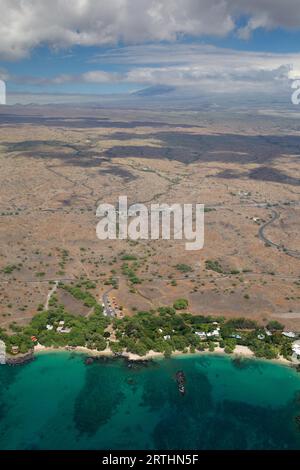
[1,352,300,450]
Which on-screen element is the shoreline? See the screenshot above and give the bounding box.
[32,343,295,368]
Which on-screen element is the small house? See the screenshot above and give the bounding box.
[57,325,71,333]
[292,340,300,361]
[60,327,72,334]
[11,346,19,355]
[195,331,206,339]
[207,329,220,337]
[230,333,242,340]
[282,331,297,338]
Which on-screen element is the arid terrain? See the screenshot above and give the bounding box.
[0,104,300,330]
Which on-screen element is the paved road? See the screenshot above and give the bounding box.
[258,209,281,249]
[102,286,116,317]
[258,209,300,259]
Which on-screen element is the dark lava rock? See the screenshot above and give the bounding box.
[6,351,34,366]
[85,357,94,365]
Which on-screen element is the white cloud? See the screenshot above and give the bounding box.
[82,70,120,83]
[91,43,300,76]
[0,68,10,81]
[233,0,300,37]
[1,0,300,60]
[17,43,300,95]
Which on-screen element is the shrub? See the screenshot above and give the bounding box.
[266,320,284,331]
[205,260,224,273]
[173,299,189,310]
[175,264,193,273]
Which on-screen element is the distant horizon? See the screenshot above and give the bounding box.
[2,88,298,107]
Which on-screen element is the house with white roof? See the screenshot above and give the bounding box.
[230,333,242,340]
[207,329,220,337]
[291,340,300,363]
[195,331,207,339]
[282,331,297,339]
[57,325,72,333]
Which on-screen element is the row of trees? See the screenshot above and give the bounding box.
[1,291,294,360]
[109,311,293,359]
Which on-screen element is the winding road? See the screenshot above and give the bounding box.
[258,208,300,259]
[258,209,281,249]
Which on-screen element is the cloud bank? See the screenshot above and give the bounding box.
[15,44,300,95]
[1,0,300,59]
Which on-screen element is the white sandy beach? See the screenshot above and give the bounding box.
[33,343,293,366]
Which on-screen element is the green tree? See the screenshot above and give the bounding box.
[173,299,189,310]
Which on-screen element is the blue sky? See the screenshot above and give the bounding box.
[1,1,300,98]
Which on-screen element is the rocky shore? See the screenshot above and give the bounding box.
[6,350,34,366]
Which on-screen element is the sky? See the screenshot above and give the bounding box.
[1,0,300,101]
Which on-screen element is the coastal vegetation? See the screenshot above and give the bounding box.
[0,292,296,362]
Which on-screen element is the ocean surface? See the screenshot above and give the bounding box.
[1,352,300,450]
